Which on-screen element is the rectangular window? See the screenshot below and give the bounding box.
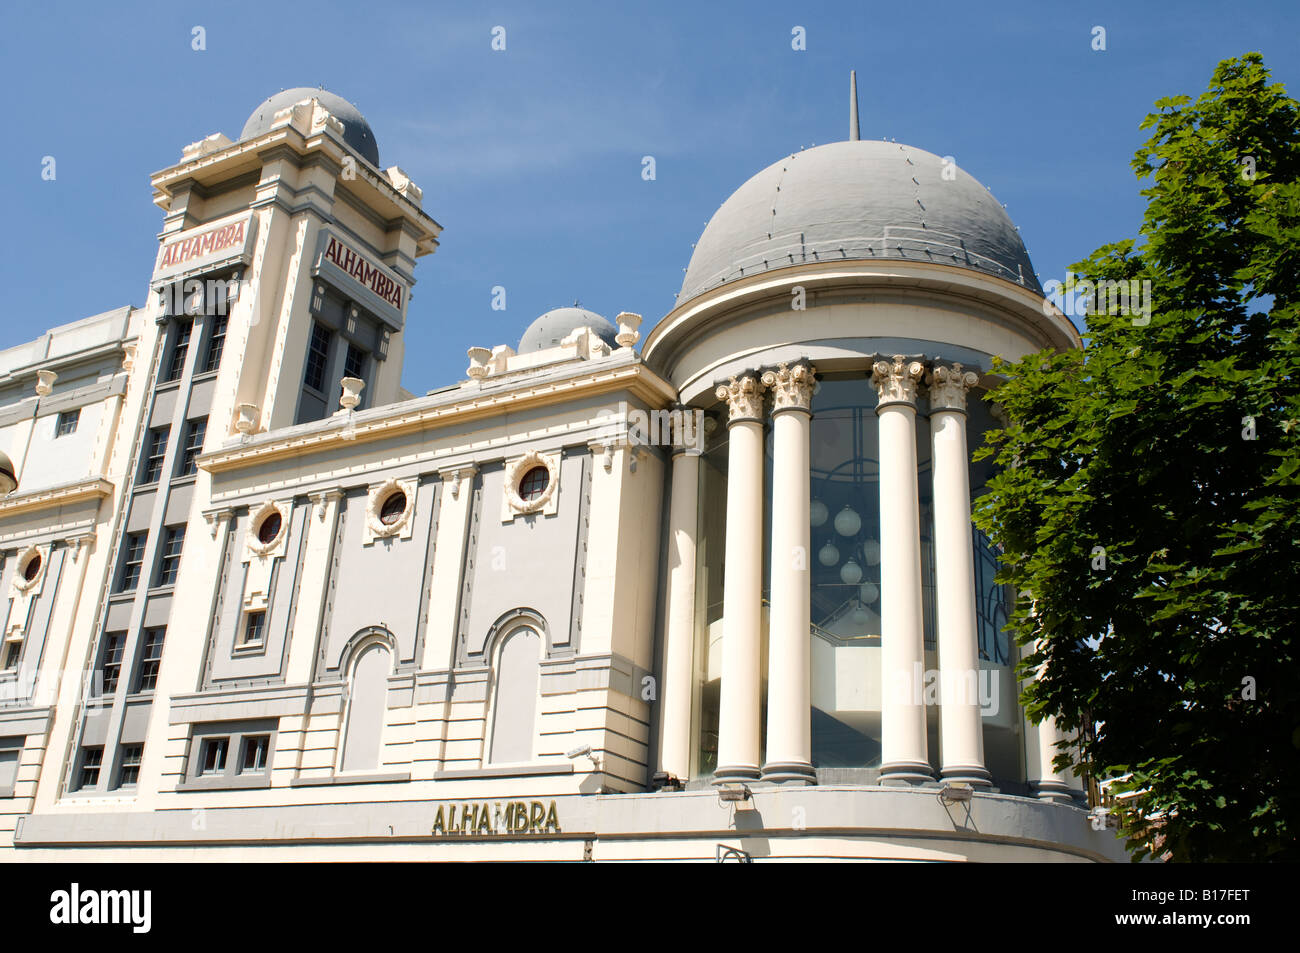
[0,740,20,798]
[141,427,169,484]
[341,343,367,407]
[239,610,266,648]
[163,320,193,382]
[115,744,143,788]
[202,315,228,373]
[118,533,147,592]
[55,409,80,437]
[183,720,277,789]
[240,735,270,774]
[0,641,20,672]
[177,417,207,477]
[77,747,103,790]
[99,632,125,694]
[303,322,333,392]
[155,527,185,587]
[199,737,228,776]
[135,628,165,692]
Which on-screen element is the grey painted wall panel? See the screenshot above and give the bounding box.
[460,454,584,662]
[323,483,436,672]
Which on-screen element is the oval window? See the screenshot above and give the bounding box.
[379,491,407,526]
[256,511,282,545]
[518,465,550,502]
[22,555,41,582]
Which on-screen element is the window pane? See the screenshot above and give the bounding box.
[164,320,193,382]
[304,323,332,392]
[203,316,228,373]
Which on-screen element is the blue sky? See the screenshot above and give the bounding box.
[2,0,1297,393]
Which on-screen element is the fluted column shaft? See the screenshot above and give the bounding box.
[928,363,992,787]
[714,374,766,782]
[761,362,817,784]
[872,356,933,785]
[657,433,701,783]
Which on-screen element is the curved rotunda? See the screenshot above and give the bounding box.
[646,129,1082,799]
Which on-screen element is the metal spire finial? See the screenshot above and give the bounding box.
[850,70,860,141]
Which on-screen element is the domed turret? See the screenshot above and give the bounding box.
[240,87,380,167]
[678,139,1038,304]
[518,307,617,354]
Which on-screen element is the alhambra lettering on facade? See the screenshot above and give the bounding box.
[431,800,561,836]
[157,220,246,270]
[323,235,403,308]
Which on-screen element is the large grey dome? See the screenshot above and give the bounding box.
[240,88,379,167]
[679,140,1039,303]
[518,307,617,354]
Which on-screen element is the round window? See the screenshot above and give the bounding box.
[21,554,41,582]
[518,465,550,502]
[379,491,407,526]
[256,511,282,545]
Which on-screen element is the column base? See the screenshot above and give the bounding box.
[879,760,935,786]
[760,761,817,785]
[940,764,993,787]
[1031,779,1075,803]
[713,764,761,784]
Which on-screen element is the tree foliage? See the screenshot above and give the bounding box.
[974,53,1300,862]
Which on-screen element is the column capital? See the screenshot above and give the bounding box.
[871,355,925,410]
[927,362,981,414]
[715,373,766,424]
[761,361,817,415]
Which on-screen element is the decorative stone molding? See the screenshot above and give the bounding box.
[715,373,765,424]
[235,403,260,436]
[588,440,616,474]
[871,355,925,409]
[364,478,417,544]
[311,488,344,522]
[615,311,642,350]
[437,465,477,501]
[7,543,50,640]
[501,450,560,522]
[121,344,138,373]
[761,361,817,414]
[67,534,96,561]
[339,377,365,412]
[35,370,57,397]
[466,347,492,381]
[242,502,290,611]
[927,362,981,414]
[203,509,233,539]
[245,500,291,559]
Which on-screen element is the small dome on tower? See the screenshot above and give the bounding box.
[240,87,379,167]
[517,307,617,354]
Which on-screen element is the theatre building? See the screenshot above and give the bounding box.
[0,86,1125,861]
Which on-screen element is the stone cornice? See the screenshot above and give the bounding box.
[643,260,1082,374]
[0,478,113,519]
[199,362,679,475]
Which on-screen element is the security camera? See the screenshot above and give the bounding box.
[565,744,592,760]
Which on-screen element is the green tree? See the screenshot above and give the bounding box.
[974,53,1300,862]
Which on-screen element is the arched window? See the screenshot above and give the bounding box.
[489,626,542,764]
[341,639,392,772]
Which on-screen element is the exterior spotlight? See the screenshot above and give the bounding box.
[940,782,974,804]
[0,452,16,496]
[717,783,752,803]
[566,744,601,769]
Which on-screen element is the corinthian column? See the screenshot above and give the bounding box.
[928,363,991,787]
[713,374,766,783]
[657,412,701,784]
[871,355,933,785]
[761,362,817,785]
